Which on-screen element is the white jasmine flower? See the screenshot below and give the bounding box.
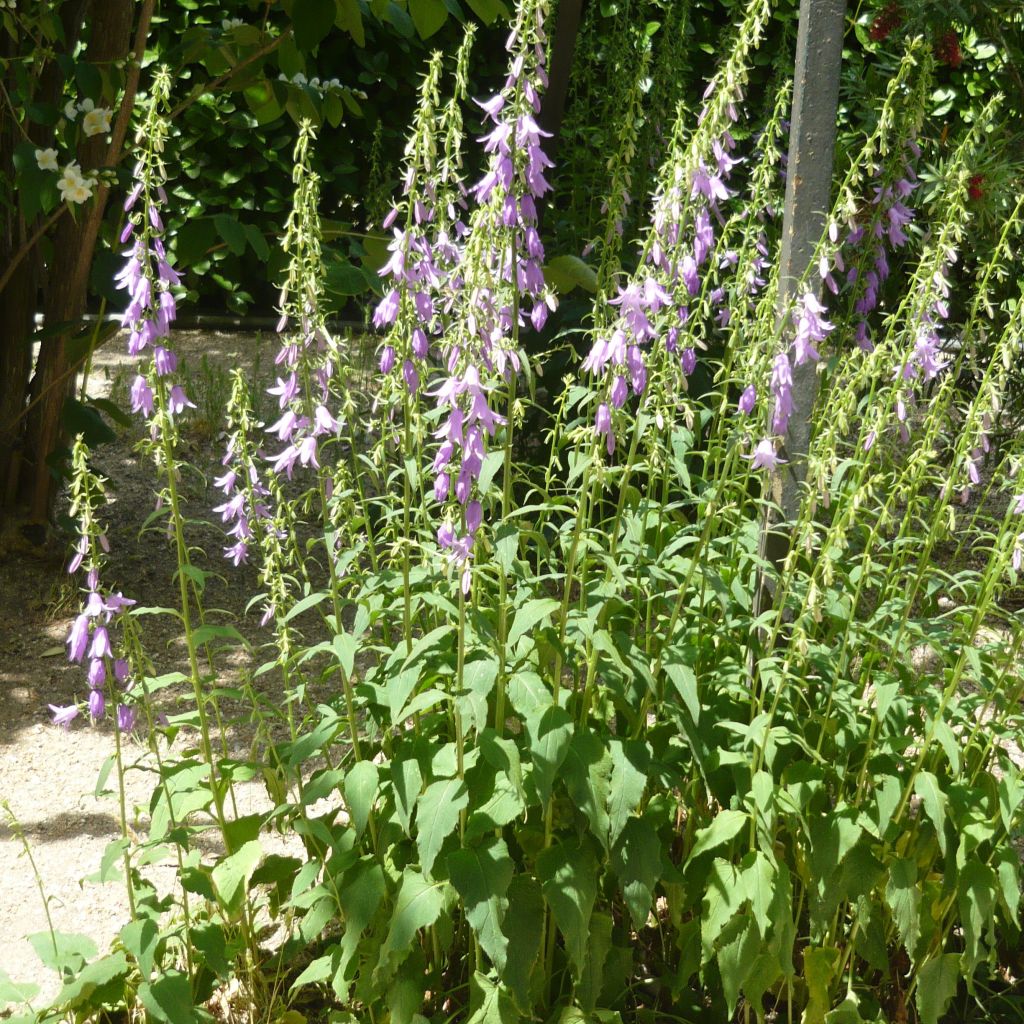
[82,107,112,137]
[35,148,59,171]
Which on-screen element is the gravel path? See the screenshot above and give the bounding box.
[0,331,291,1008]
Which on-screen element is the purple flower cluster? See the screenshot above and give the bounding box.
[264,322,340,481]
[214,432,272,566]
[582,76,745,452]
[428,0,556,591]
[51,551,137,731]
[744,289,834,470]
[843,141,920,351]
[117,174,192,419]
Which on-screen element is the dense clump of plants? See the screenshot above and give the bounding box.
[9,2,1024,1023]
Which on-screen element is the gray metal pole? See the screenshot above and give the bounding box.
[765,0,846,570]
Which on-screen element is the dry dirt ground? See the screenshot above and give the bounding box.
[0,330,306,1007]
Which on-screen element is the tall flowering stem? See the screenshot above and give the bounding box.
[430,0,556,595]
[119,67,242,852]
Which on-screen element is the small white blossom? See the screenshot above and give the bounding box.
[63,99,78,120]
[82,107,112,137]
[222,17,244,29]
[35,148,59,171]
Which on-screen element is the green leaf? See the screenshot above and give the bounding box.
[376,868,446,984]
[292,0,336,49]
[803,946,839,1024]
[0,970,39,1009]
[663,658,699,722]
[119,919,159,980]
[409,0,449,37]
[211,839,264,915]
[500,874,543,1011]
[62,397,116,447]
[885,857,921,958]
[716,917,759,1017]
[335,0,365,44]
[448,836,513,972]
[740,850,776,938]
[344,761,379,838]
[55,953,129,1009]
[508,598,559,649]
[214,213,248,257]
[537,838,597,979]
[467,972,518,1024]
[701,859,745,962]
[577,911,613,1013]
[543,254,599,294]
[462,0,507,19]
[334,859,386,1001]
[563,730,612,849]
[139,971,200,1024]
[611,817,660,929]
[392,758,422,836]
[915,954,961,1024]
[914,772,948,856]
[27,932,97,975]
[416,778,469,877]
[607,739,648,846]
[686,809,748,864]
[525,703,573,804]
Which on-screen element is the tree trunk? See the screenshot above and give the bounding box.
[22,0,141,520]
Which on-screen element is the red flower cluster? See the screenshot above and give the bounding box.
[869,2,902,43]
[968,174,985,201]
[934,29,963,69]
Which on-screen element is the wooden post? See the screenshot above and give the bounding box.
[764,0,846,570]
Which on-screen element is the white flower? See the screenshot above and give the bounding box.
[82,107,112,137]
[292,72,307,86]
[63,179,94,205]
[35,148,59,171]
[78,97,95,113]
[222,17,244,29]
[63,99,78,120]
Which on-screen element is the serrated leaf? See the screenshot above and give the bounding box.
[139,971,199,1024]
[28,932,97,975]
[525,703,573,804]
[686,809,748,864]
[416,778,469,877]
[914,771,948,856]
[544,254,598,293]
[0,969,39,1009]
[448,837,513,972]
[563,730,612,849]
[211,839,263,915]
[607,739,648,846]
[537,838,597,979]
[392,758,422,836]
[916,954,961,1024]
[467,972,518,1024]
[508,598,559,649]
[500,874,542,1011]
[334,859,385,1001]
[55,953,129,1008]
[611,817,660,929]
[344,761,379,838]
[376,868,446,984]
